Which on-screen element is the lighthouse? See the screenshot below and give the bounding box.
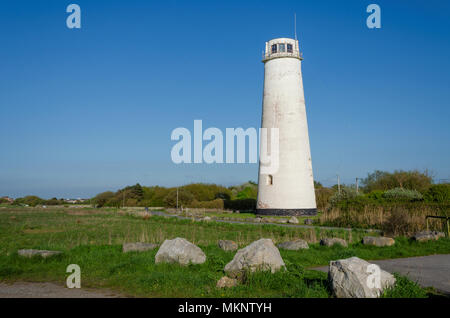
[256,37,317,216]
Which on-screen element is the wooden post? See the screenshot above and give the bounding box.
[447,217,450,237]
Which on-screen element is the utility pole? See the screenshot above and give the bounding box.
[122,191,125,209]
[356,177,359,194]
[176,187,179,211]
[337,174,341,195]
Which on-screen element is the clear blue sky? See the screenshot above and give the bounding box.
[1,0,449,198]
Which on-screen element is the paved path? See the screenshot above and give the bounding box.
[311,254,450,294]
[0,282,122,298]
[151,211,381,233]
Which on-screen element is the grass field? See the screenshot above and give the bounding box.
[0,206,449,297]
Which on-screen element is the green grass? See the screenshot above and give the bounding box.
[197,211,322,222]
[0,206,449,298]
[382,274,429,298]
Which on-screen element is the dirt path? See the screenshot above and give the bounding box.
[311,254,450,294]
[0,282,123,298]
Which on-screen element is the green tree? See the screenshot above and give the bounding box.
[13,196,44,207]
[92,191,115,208]
[164,189,194,208]
[362,170,432,193]
[314,181,323,189]
[424,184,450,202]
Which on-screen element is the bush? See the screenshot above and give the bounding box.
[362,170,432,193]
[424,184,450,203]
[188,199,224,209]
[236,186,257,200]
[12,196,45,207]
[224,198,256,212]
[365,190,385,202]
[381,208,411,236]
[329,187,361,207]
[382,275,428,298]
[228,182,257,200]
[164,189,194,208]
[92,191,116,208]
[315,187,334,211]
[44,198,63,205]
[382,188,423,202]
[182,183,232,201]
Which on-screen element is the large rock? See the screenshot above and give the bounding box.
[362,236,395,247]
[18,249,62,258]
[277,239,309,250]
[216,276,238,288]
[288,216,299,224]
[304,219,314,225]
[123,242,158,253]
[329,256,396,298]
[320,238,348,247]
[413,231,445,242]
[155,238,206,265]
[224,239,285,278]
[218,240,238,251]
[202,216,212,222]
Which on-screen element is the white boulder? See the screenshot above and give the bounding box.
[328,256,396,298]
[155,237,206,265]
[224,238,285,278]
[288,216,299,224]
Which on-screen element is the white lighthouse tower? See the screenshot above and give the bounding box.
[256,37,317,216]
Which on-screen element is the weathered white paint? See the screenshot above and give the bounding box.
[257,38,317,211]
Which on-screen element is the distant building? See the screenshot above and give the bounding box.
[1,196,14,203]
[63,198,88,204]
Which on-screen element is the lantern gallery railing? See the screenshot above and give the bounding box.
[262,51,303,62]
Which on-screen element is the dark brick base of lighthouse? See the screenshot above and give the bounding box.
[256,208,317,216]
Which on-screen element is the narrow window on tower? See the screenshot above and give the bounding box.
[287,43,293,53]
[279,43,285,52]
[271,44,277,54]
[267,175,273,185]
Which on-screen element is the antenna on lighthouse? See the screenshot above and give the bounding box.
[294,13,297,41]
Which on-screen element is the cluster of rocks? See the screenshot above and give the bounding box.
[17,235,403,297]
[146,237,287,289]
[318,235,397,248]
[247,216,316,225]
